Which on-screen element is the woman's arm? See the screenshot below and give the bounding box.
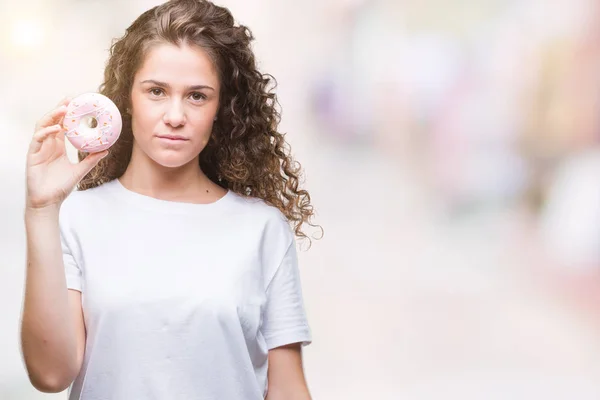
[265,343,312,400]
[21,98,102,393]
[20,208,86,393]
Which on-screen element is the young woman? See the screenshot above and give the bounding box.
[20,1,320,399]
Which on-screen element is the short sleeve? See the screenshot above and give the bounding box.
[59,205,83,292]
[262,239,312,350]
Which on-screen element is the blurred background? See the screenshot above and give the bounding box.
[2,0,600,398]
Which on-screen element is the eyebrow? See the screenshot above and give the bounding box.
[140,79,215,91]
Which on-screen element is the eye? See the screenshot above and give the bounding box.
[190,92,207,101]
[149,88,164,97]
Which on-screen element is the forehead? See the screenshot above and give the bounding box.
[136,42,219,87]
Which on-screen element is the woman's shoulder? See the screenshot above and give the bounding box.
[229,192,294,235]
[60,180,116,218]
[66,179,114,201]
[229,192,289,221]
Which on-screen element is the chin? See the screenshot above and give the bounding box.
[149,150,199,169]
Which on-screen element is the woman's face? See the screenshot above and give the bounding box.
[129,42,220,168]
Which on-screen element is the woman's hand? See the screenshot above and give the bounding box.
[25,97,108,211]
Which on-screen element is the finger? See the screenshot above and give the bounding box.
[56,96,72,107]
[29,124,62,154]
[34,105,68,131]
[56,97,72,126]
[55,125,66,146]
[73,151,109,181]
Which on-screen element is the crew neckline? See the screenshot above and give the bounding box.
[105,177,236,215]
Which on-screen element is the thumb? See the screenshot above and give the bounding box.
[73,150,108,181]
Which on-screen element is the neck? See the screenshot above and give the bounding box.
[119,143,218,202]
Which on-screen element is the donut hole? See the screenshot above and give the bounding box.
[83,116,99,129]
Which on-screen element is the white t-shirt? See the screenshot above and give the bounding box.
[59,178,312,400]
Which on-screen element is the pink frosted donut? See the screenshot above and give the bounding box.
[62,93,122,153]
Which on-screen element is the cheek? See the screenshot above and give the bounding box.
[132,107,162,136]
[191,113,216,138]
[191,125,213,152]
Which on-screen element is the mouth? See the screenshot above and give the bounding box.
[155,135,189,141]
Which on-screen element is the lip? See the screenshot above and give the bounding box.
[155,135,189,141]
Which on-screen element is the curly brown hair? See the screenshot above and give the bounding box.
[77,0,322,244]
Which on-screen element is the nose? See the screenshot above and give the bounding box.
[162,100,186,127]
